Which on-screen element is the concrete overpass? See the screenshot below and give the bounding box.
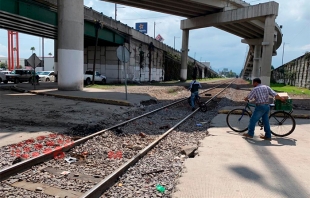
[103,0,283,85]
[2,0,280,89]
[0,0,219,87]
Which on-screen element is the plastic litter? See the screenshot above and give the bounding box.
[64,157,77,164]
[60,171,70,175]
[156,184,166,193]
[196,123,202,127]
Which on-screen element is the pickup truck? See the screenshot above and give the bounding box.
[5,69,35,84]
[84,71,107,85]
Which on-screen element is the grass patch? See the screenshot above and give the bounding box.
[166,88,180,94]
[270,83,310,96]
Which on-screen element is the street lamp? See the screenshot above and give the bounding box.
[281,42,289,66]
[154,22,161,38]
[115,3,125,21]
[174,36,179,49]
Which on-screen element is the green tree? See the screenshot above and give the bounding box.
[30,47,35,54]
[0,62,7,69]
[271,65,274,70]
[48,52,52,57]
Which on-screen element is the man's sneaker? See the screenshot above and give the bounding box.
[192,107,196,111]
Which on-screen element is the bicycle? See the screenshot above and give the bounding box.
[226,100,296,137]
[187,95,207,112]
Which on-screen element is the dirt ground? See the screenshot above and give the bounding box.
[1,79,309,147]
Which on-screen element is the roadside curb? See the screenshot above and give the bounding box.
[218,109,310,119]
[13,86,132,107]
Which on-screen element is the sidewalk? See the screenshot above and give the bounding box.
[14,82,154,106]
[173,113,310,198]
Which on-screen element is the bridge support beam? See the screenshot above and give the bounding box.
[54,40,58,82]
[252,45,261,80]
[180,29,189,81]
[261,15,276,86]
[57,0,84,90]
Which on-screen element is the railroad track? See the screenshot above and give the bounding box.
[0,79,234,198]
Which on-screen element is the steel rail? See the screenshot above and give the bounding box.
[0,80,230,181]
[81,80,235,198]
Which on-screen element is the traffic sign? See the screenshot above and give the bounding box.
[27,53,41,68]
[135,22,147,34]
[116,46,130,63]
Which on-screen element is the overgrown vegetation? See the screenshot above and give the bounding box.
[270,83,310,95]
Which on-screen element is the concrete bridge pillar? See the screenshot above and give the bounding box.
[252,45,261,80]
[261,15,276,86]
[180,29,189,81]
[57,0,84,90]
[54,40,58,82]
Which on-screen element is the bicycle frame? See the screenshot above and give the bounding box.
[242,101,294,129]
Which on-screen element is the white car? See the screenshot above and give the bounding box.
[39,71,55,82]
[0,72,8,84]
[0,71,11,75]
[84,71,107,85]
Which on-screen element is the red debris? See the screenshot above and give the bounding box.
[54,151,65,160]
[23,146,31,153]
[49,134,57,138]
[34,144,43,150]
[139,132,146,138]
[31,152,40,157]
[43,148,53,154]
[36,136,46,141]
[45,141,55,146]
[108,151,123,159]
[21,154,29,159]
[16,143,24,147]
[24,139,35,144]
[115,151,123,159]
[57,139,64,144]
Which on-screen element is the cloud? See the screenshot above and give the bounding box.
[301,44,310,52]
[0,43,7,57]
[85,0,94,8]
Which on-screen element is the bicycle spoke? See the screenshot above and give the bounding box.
[226,109,250,132]
[269,111,295,137]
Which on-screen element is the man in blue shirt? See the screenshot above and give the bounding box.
[189,76,202,111]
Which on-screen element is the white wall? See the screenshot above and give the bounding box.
[84,38,164,83]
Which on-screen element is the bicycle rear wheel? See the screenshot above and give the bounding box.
[226,109,251,132]
[269,111,296,137]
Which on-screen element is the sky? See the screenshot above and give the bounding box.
[0,0,309,74]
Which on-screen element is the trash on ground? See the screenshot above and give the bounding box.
[141,169,164,175]
[64,157,77,164]
[60,171,70,175]
[156,184,166,193]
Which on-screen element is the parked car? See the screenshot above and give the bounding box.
[84,71,106,85]
[0,72,8,84]
[0,71,12,75]
[39,71,55,82]
[5,69,35,84]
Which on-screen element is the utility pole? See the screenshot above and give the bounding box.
[174,36,179,50]
[115,4,117,20]
[281,42,285,66]
[154,22,155,38]
[42,37,44,71]
[115,4,125,21]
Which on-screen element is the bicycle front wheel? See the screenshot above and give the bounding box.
[269,111,296,137]
[226,109,251,132]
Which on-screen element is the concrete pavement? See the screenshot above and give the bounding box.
[13,82,154,106]
[173,113,310,198]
